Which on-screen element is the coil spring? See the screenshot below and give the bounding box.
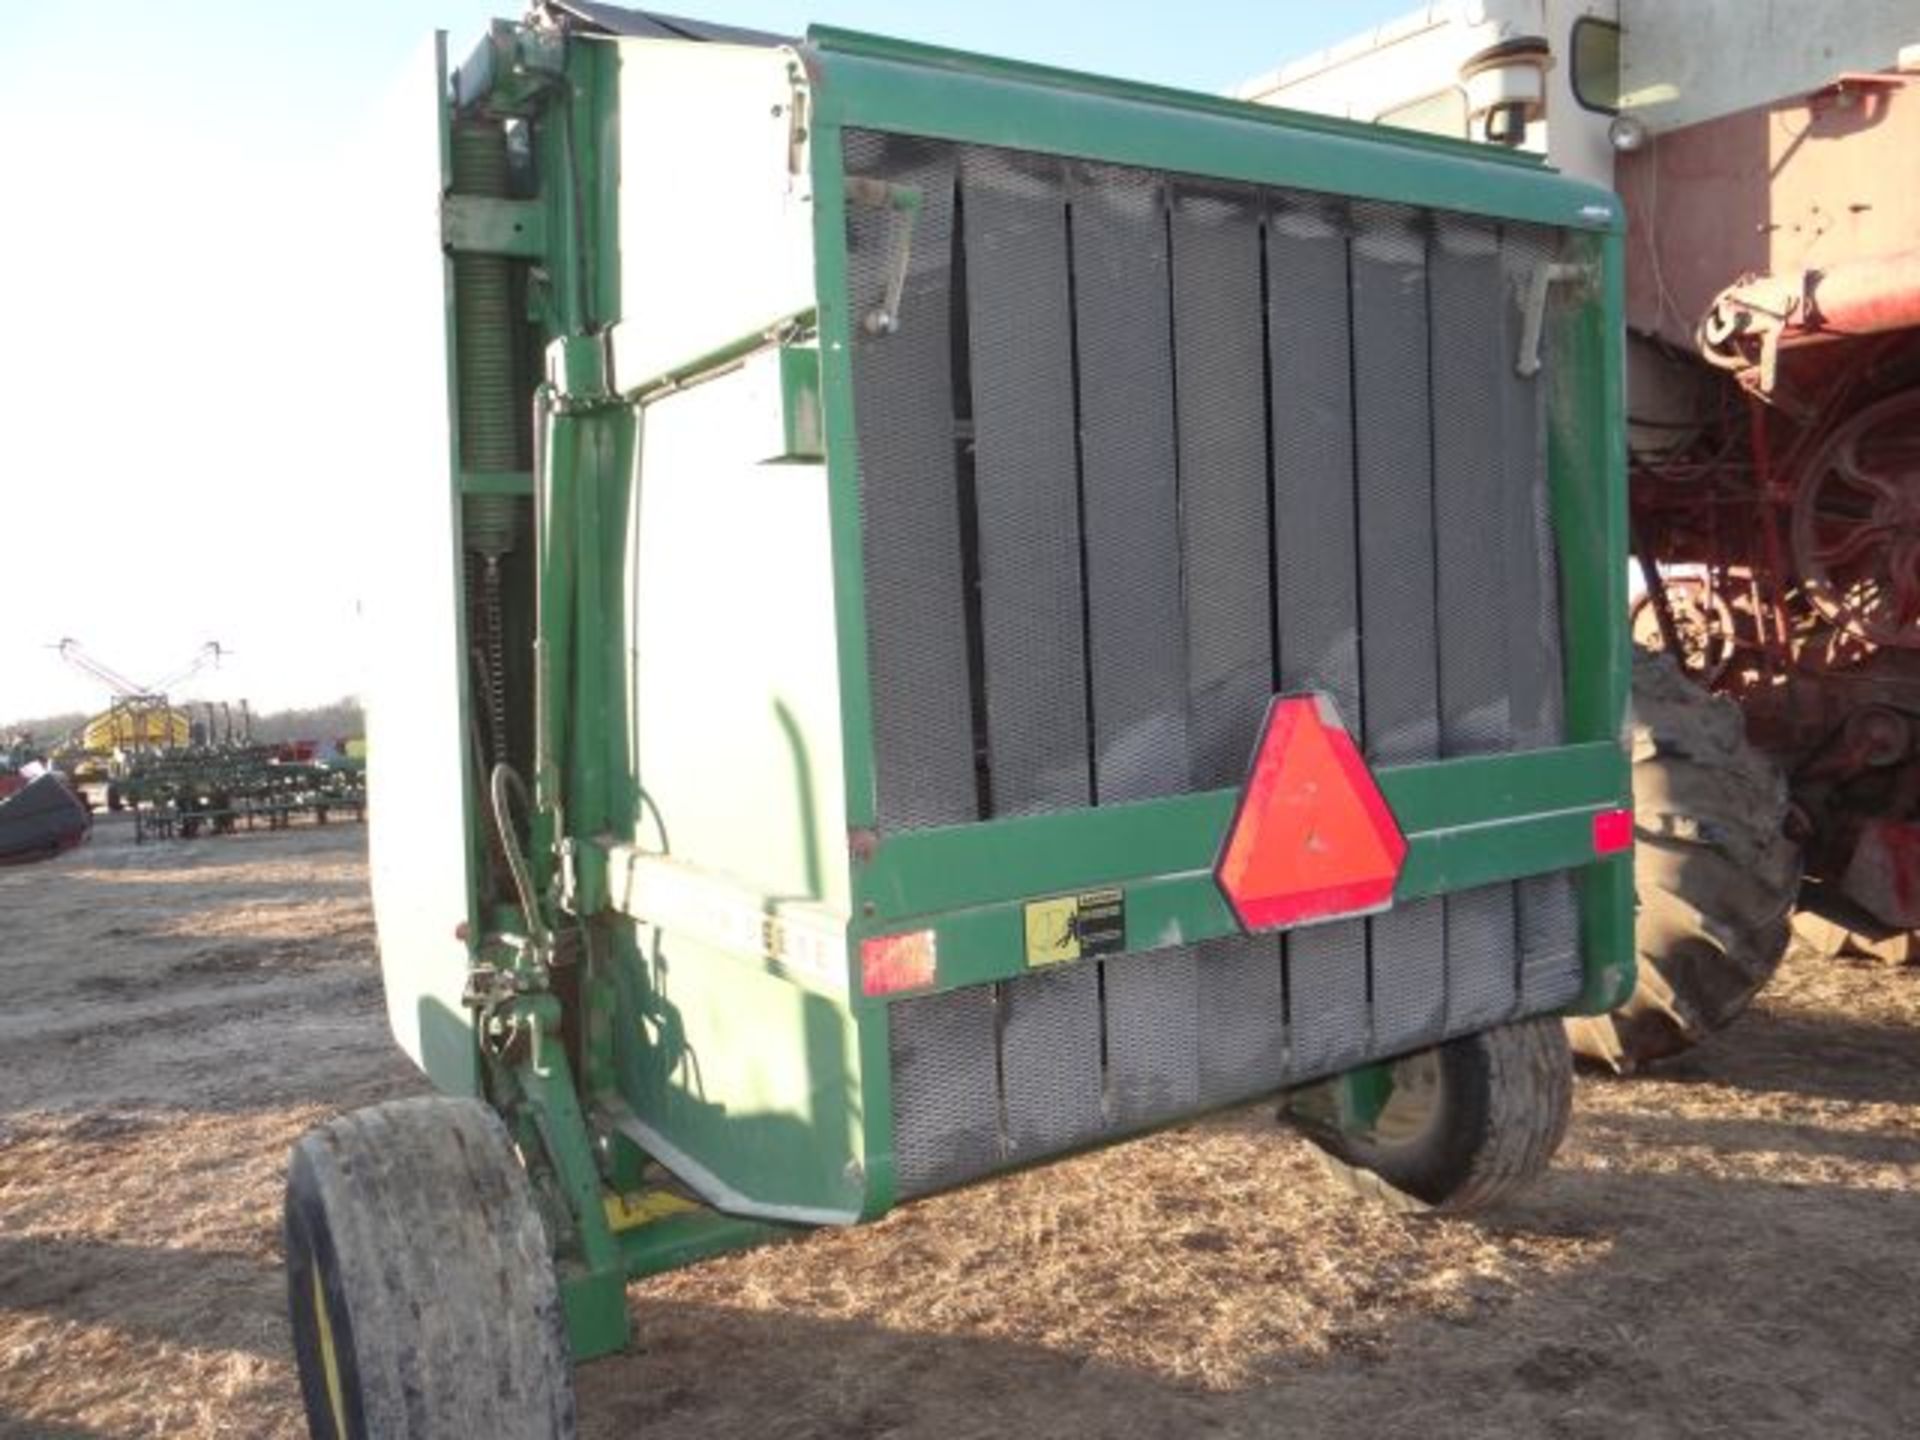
[450,121,519,478]
[451,119,520,775]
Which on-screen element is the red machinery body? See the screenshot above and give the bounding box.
[1620,73,1920,361]
[1617,64,1920,932]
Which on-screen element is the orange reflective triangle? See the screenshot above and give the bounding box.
[1215,694,1407,931]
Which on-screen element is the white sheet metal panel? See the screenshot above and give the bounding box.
[1238,1,1623,187]
[626,378,849,916]
[1620,0,1920,131]
[611,39,816,390]
[362,35,480,1094]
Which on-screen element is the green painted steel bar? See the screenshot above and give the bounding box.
[442,193,547,258]
[615,1209,792,1281]
[569,417,611,842]
[442,37,659,1335]
[878,808,1617,999]
[793,139,891,1271]
[526,48,577,893]
[807,125,881,833]
[620,315,819,403]
[856,740,1625,926]
[531,398,576,882]
[804,29,1623,233]
[1549,240,1631,748]
[584,38,622,330]
[1397,803,1614,897]
[544,40,602,339]
[460,468,535,496]
[1553,230,1637,1015]
[851,1006,895,1219]
[585,412,638,917]
[807,27,1539,168]
[534,29,624,903]
[507,999,630,1360]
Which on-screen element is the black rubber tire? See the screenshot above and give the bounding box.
[1306,1016,1574,1214]
[1565,650,1800,1071]
[284,1096,577,1439]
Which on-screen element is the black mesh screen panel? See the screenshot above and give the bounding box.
[851,134,1587,1198]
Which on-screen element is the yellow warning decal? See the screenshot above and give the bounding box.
[604,1187,700,1233]
[1025,895,1082,965]
[1024,888,1125,967]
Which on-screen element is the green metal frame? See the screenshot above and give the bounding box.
[851,743,1627,997]
[801,25,1632,999]
[423,16,1634,1367]
[806,26,1620,228]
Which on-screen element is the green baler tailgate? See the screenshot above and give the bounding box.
[408,19,1629,1237]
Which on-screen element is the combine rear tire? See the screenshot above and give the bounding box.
[284,1096,577,1440]
[1302,1016,1574,1214]
[1565,650,1800,1070]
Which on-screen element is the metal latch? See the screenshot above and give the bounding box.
[1517,261,1591,377]
[845,177,923,335]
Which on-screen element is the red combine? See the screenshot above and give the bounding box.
[1247,2,1920,1064]
[1620,68,1920,970]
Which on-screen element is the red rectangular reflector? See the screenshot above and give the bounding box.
[1592,807,1633,855]
[860,930,936,996]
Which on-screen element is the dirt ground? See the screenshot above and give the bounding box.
[2,820,1916,1439]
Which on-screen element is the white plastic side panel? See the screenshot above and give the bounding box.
[609,41,815,389]
[359,36,479,1094]
[625,374,848,913]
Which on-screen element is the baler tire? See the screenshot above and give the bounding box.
[1305,1016,1574,1214]
[1564,650,1800,1071]
[283,1095,577,1440]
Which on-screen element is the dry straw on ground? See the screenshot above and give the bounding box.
[3,821,1915,1438]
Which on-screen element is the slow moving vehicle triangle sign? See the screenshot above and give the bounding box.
[1214,693,1407,931]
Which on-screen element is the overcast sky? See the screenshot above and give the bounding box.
[0,0,1409,722]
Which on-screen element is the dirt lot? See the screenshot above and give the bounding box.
[2,820,1916,1438]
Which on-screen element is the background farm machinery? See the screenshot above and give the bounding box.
[121,712,365,841]
[1618,60,1920,960]
[36,639,368,837]
[1628,340,1920,956]
[1249,0,1920,1057]
[46,639,216,805]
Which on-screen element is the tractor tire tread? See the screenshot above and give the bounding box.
[284,1095,577,1439]
[1311,1017,1573,1216]
[1572,651,1800,1070]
